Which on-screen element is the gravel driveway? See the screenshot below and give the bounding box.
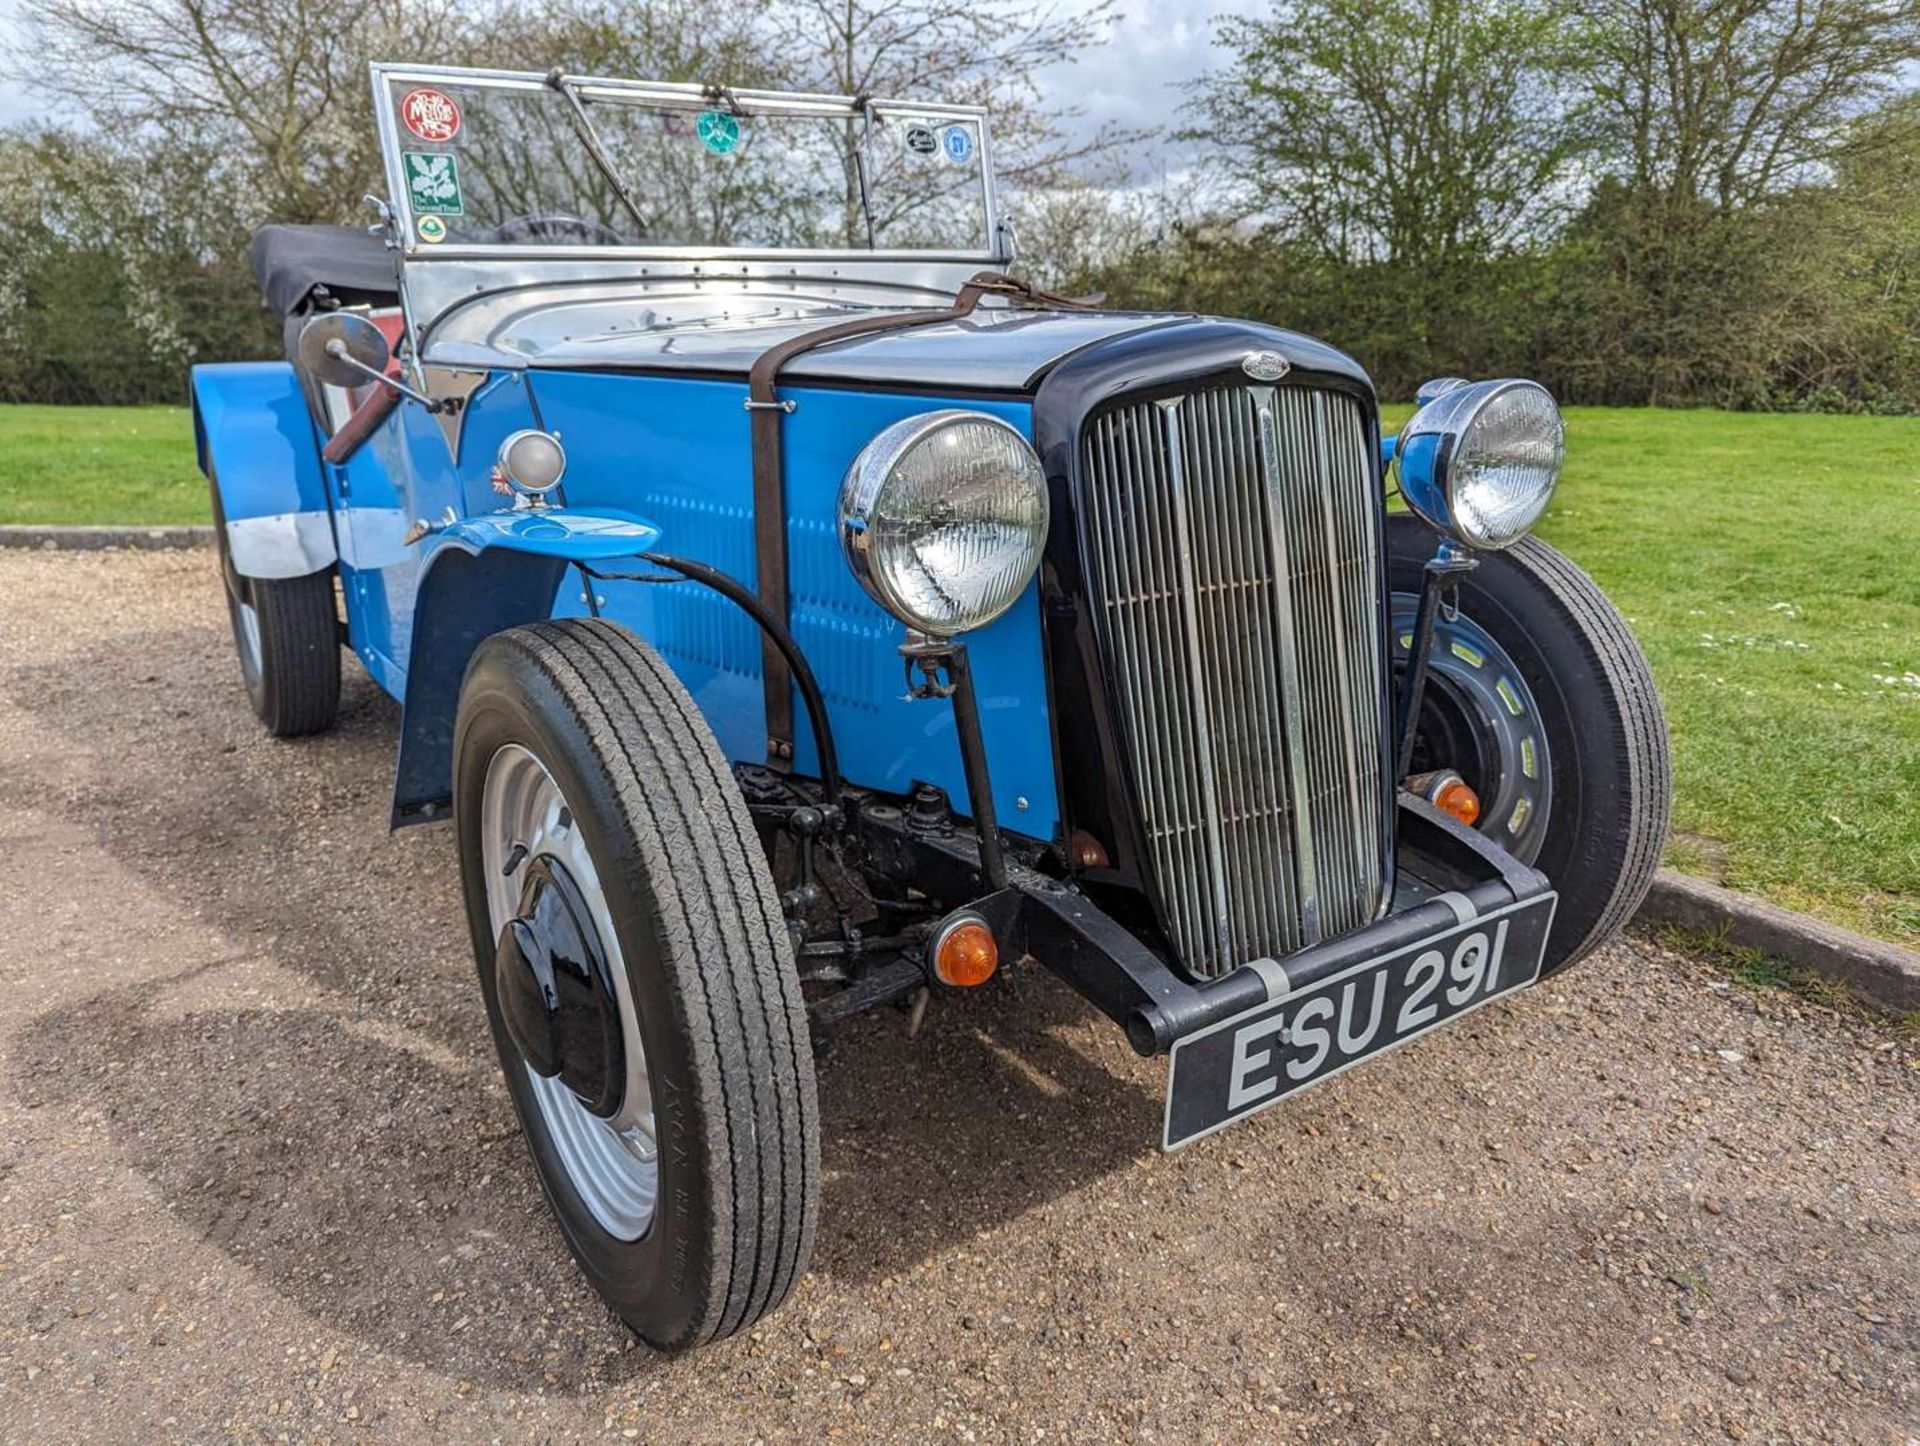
[0,549,1915,1443]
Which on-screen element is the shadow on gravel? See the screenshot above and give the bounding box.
[17,970,616,1390]
[15,964,1156,1386]
[4,627,485,1044]
[811,973,1159,1287]
[5,626,1161,1372]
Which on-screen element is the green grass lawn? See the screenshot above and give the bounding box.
[0,405,206,526]
[1554,410,1919,945]
[1385,403,1920,946]
[5,401,1917,945]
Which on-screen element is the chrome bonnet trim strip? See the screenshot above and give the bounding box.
[1158,398,1235,967]
[1252,384,1323,945]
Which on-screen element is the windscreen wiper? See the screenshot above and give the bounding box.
[544,69,651,239]
[851,94,878,250]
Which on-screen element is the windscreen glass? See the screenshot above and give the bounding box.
[384,77,992,252]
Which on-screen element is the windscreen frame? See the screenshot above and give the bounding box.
[370,62,1009,267]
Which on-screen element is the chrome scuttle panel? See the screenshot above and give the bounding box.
[414,269,1183,388]
[1076,381,1390,979]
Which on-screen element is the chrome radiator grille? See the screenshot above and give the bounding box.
[1077,382,1389,978]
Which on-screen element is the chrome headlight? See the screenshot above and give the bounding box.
[1395,379,1564,550]
[839,410,1049,636]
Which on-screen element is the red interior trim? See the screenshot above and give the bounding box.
[322,356,405,465]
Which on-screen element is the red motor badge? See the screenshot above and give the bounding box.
[400,88,462,143]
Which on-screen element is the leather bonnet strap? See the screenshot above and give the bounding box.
[745,270,1097,767]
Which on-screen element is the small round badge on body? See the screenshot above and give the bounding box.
[697,110,741,155]
[399,87,462,143]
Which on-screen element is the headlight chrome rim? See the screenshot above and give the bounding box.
[1395,379,1563,551]
[496,428,568,497]
[839,409,1049,637]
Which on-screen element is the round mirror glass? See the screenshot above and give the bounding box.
[297,313,392,389]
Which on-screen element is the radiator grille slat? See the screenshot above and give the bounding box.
[1078,382,1388,978]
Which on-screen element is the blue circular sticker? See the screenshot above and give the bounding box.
[941,125,974,164]
[697,110,741,155]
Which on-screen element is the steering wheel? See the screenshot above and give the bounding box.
[489,213,628,246]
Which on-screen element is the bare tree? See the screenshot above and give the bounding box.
[1575,0,1920,208]
[12,0,476,224]
[767,0,1144,196]
[10,0,788,228]
[485,0,780,81]
[1010,170,1218,289]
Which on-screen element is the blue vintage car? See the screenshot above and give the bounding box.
[191,63,1669,1349]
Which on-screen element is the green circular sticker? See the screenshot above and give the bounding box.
[416,214,448,244]
[696,110,741,155]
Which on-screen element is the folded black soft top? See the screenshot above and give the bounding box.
[249,224,400,317]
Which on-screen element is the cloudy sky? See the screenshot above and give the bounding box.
[0,0,1256,144]
[0,0,33,128]
[1040,0,1261,153]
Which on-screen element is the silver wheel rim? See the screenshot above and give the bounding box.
[481,743,658,1240]
[1391,595,1554,864]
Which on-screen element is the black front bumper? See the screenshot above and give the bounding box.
[856,790,1552,1057]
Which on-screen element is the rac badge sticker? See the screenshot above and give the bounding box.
[1242,350,1290,382]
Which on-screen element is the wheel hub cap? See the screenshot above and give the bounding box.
[496,854,627,1119]
[481,743,658,1241]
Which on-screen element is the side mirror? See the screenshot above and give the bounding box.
[299,312,394,389]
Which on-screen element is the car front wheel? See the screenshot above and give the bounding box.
[1387,515,1671,976]
[453,618,818,1350]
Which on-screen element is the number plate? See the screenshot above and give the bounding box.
[1163,893,1557,1151]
